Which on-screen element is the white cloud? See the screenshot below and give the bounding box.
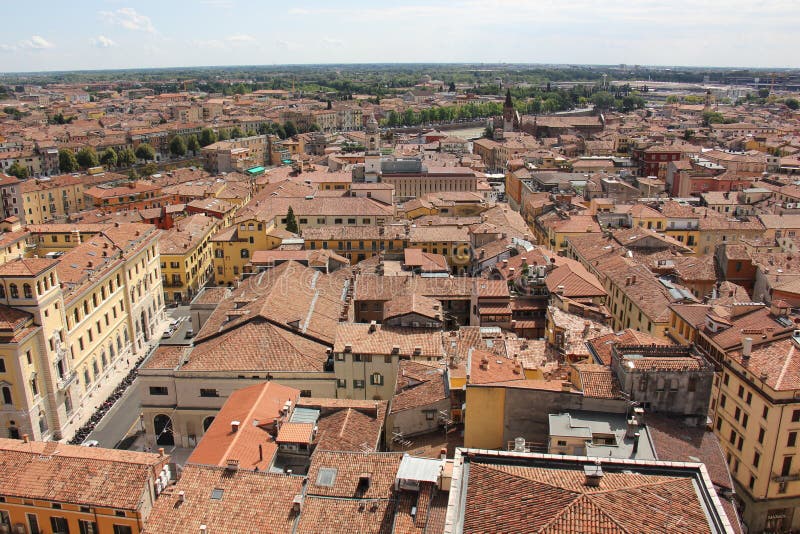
[91,35,117,48]
[201,0,234,7]
[25,35,54,49]
[322,37,344,47]
[226,34,256,44]
[0,35,54,52]
[100,7,156,33]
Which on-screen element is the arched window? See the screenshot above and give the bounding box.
[109,342,115,359]
[36,281,42,295]
[83,301,89,314]
[8,284,18,298]
[49,273,55,286]
[74,309,80,325]
[23,284,32,298]
[123,329,129,344]
[100,352,107,369]
[117,335,122,352]
[83,369,91,387]
[92,360,99,377]
[2,387,11,404]
[240,249,250,259]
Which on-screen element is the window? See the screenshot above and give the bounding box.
[789,432,797,447]
[782,456,793,477]
[27,514,39,534]
[0,358,4,373]
[200,388,219,397]
[716,417,722,431]
[734,407,741,421]
[688,377,696,392]
[425,410,436,421]
[2,387,11,405]
[23,283,32,298]
[738,385,744,398]
[336,379,346,388]
[353,380,365,389]
[9,284,17,298]
[370,373,383,386]
[347,218,356,224]
[748,475,755,491]
[149,386,168,396]
[720,395,726,408]
[300,390,312,397]
[51,517,69,534]
[763,406,770,419]
[114,511,126,517]
[723,373,729,386]
[753,451,761,468]
[746,392,752,405]
[742,413,748,428]
[792,410,800,422]
[112,527,133,534]
[240,249,249,259]
[79,520,98,534]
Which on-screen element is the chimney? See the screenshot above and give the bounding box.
[368,320,377,333]
[625,276,630,286]
[742,337,753,360]
[631,274,636,284]
[231,420,241,433]
[633,432,641,454]
[158,448,165,457]
[626,416,639,439]
[391,345,400,354]
[22,434,29,443]
[259,443,263,462]
[177,491,185,503]
[344,343,352,353]
[440,448,447,460]
[584,463,604,487]
[226,458,239,471]
[199,526,207,533]
[413,346,422,356]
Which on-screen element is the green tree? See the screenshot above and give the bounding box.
[230,126,244,139]
[135,143,156,162]
[448,81,456,92]
[187,135,201,155]
[6,162,28,179]
[142,162,158,176]
[127,168,139,181]
[702,110,725,126]
[246,129,257,137]
[217,129,230,141]
[169,136,187,157]
[273,123,287,139]
[199,128,217,147]
[758,88,770,99]
[58,149,79,173]
[483,124,494,138]
[683,129,695,141]
[100,147,117,168]
[785,98,800,110]
[591,91,616,112]
[117,148,136,167]
[665,95,680,104]
[283,121,298,138]
[285,206,299,234]
[76,147,100,168]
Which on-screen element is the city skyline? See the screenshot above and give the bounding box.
[2,0,799,72]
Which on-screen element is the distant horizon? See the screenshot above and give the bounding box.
[3,1,798,72]
[2,61,798,78]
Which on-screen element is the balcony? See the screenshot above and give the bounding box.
[57,370,77,391]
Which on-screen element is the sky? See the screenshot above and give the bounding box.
[1,0,798,72]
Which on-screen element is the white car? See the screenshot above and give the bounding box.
[81,440,100,447]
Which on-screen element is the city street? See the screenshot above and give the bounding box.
[85,305,192,448]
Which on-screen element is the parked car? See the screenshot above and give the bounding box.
[81,440,100,447]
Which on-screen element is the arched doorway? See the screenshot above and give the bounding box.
[153,414,174,446]
[203,416,215,432]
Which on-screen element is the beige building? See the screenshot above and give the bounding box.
[21,172,125,225]
[0,223,166,442]
[201,135,268,173]
[159,214,218,303]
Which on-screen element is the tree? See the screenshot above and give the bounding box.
[141,163,158,176]
[217,129,230,141]
[135,143,156,162]
[758,88,771,99]
[665,95,680,104]
[169,136,187,157]
[100,148,117,168]
[483,124,494,138]
[326,100,332,110]
[199,128,217,147]
[6,162,28,179]
[117,148,136,167]
[76,147,99,168]
[591,91,615,112]
[229,126,244,139]
[283,121,298,138]
[59,149,79,173]
[285,206,299,234]
[702,110,725,126]
[683,129,695,141]
[785,98,799,110]
[187,135,201,155]
[273,123,286,139]
[448,81,456,92]
[127,168,139,181]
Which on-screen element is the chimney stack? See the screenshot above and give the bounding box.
[742,337,753,360]
[22,434,29,443]
[231,420,240,433]
[584,462,604,487]
[158,447,165,457]
[633,432,641,454]
[177,491,185,503]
